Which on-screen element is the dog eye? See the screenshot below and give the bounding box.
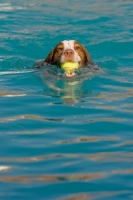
[75,46,80,50]
[58,47,63,51]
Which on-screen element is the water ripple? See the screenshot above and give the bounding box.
[0,0,133,199]
[0,169,133,184]
[0,172,105,183]
[61,191,131,200]
[0,115,64,123]
[56,136,119,145]
[0,152,133,163]
[0,166,12,172]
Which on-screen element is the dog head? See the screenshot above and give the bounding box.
[45,40,92,67]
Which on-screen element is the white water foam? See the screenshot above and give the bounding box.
[0,70,33,75]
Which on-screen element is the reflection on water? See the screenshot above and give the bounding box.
[56,136,119,144]
[0,166,12,172]
[0,90,26,97]
[37,63,101,105]
[82,117,124,123]
[0,0,133,199]
[62,193,91,200]
[0,115,64,123]
[114,140,133,147]
[9,129,55,135]
[0,152,133,163]
[0,172,105,183]
[62,190,131,200]
[0,168,133,183]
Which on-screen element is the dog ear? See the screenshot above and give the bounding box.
[45,50,54,64]
[82,45,92,63]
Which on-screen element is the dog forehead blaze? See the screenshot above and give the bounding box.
[62,40,75,51]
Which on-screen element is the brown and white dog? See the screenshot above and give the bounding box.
[37,40,92,77]
[45,40,91,66]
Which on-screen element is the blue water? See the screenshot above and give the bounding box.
[0,0,133,199]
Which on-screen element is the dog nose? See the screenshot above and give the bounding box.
[64,49,74,56]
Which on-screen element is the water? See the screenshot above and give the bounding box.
[0,0,133,199]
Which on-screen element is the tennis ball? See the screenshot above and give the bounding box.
[61,62,79,73]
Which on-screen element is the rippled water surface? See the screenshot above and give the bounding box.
[0,0,133,199]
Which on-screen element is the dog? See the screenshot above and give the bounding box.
[45,40,92,66]
[36,40,92,77]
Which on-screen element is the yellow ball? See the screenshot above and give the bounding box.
[61,62,79,73]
